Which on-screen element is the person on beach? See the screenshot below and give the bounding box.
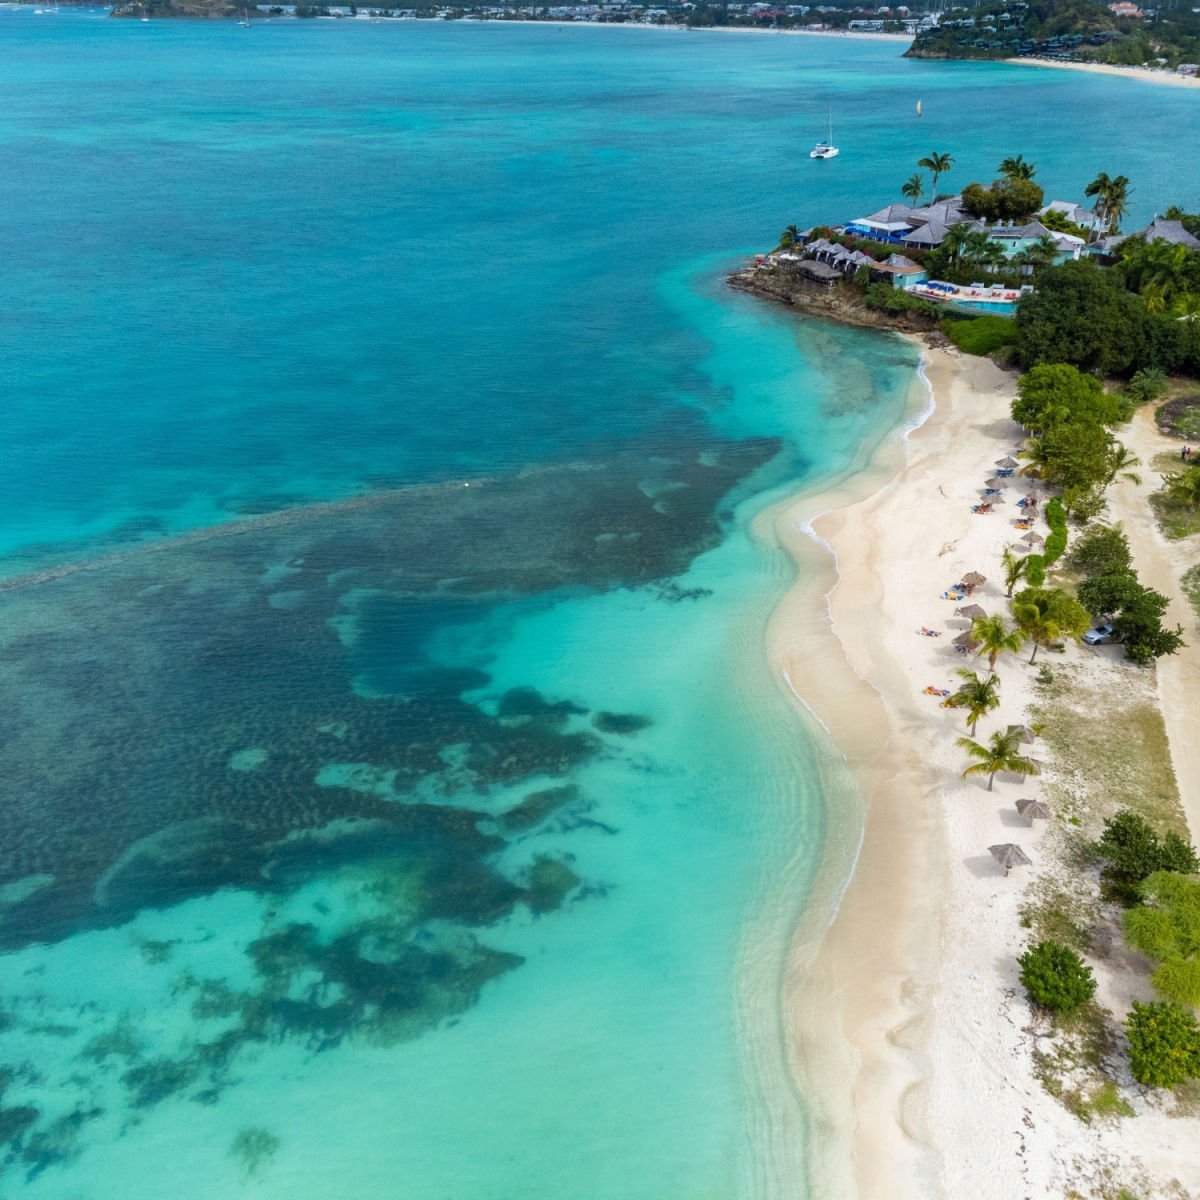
[1183,446,1190,460]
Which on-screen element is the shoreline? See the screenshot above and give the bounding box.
[758,343,958,1199]
[760,323,1200,1197]
[1003,56,1200,90]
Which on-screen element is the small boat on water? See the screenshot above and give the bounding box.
[916,98,923,117]
[810,110,839,159]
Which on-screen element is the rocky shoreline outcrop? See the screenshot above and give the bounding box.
[727,262,944,337]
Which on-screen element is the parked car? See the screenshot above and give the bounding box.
[1083,623,1118,646]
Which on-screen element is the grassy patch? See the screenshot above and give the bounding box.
[1031,664,1182,834]
[1032,1001,1131,1124]
[1149,451,1200,540]
[942,314,1019,357]
[1182,564,1200,622]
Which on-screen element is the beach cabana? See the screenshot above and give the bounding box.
[955,604,987,621]
[988,843,1032,877]
[1015,798,1051,825]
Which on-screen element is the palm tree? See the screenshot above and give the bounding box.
[1012,590,1089,663]
[971,613,1026,674]
[1173,292,1200,322]
[1002,545,1029,598]
[1141,282,1169,314]
[1105,175,1132,234]
[941,223,972,270]
[1084,172,1112,242]
[957,728,1042,791]
[999,154,1037,181]
[780,224,800,249]
[1105,441,1142,486]
[917,151,953,200]
[950,668,1001,734]
[901,173,925,204]
[1018,436,1052,476]
[1165,467,1200,511]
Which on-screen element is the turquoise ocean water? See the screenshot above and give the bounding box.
[1,13,1199,1196]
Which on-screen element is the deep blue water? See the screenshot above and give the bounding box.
[0,13,1198,1198]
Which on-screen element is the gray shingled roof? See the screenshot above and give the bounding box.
[904,220,949,246]
[1139,217,1200,249]
[860,203,918,225]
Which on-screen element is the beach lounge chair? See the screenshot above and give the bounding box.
[923,686,951,697]
[972,504,992,514]
[942,590,966,601]
[918,627,942,637]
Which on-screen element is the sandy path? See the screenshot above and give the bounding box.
[1108,406,1200,839]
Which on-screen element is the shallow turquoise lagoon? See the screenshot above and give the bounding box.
[0,16,1198,1198]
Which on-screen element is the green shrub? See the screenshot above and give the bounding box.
[1025,554,1046,587]
[1124,872,1200,1007]
[1126,1000,1200,1089]
[862,283,940,317]
[1018,940,1097,1014]
[1096,811,1200,901]
[1043,498,1068,564]
[943,315,1019,357]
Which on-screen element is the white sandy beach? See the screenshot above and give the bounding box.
[1006,56,1200,90]
[766,345,1200,1199]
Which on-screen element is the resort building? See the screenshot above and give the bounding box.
[1099,215,1200,254]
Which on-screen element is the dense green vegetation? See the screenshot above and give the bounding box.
[907,0,1200,68]
[1065,525,1185,664]
[1096,809,1199,900]
[1019,940,1097,1014]
[943,314,1019,357]
[1125,872,1200,1008]
[1016,259,1200,379]
[1125,1001,1200,1089]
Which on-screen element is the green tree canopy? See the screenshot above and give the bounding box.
[1011,363,1131,432]
[961,177,1045,223]
[1039,421,1117,493]
[1077,571,1147,618]
[1096,810,1199,894]
[1015,259,1149,376]
[1068,525,1132,579]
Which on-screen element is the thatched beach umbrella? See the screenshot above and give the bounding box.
[1006,723,1038,744]
[952,631,980,649]
[1016,798,1051,825]
[955,603,987,620]
[986,476,1006,489]
[989,843,1033,877]
[1022,493,1039,506]
[962,571,987,588]
[1020,532,1044,547]
[996,456,1019,468]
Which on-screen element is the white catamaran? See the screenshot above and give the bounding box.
[810,111,839,160]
